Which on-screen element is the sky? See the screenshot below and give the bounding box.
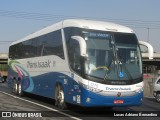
[0,0,160,53]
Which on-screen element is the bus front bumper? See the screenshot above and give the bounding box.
[81,91,143,107]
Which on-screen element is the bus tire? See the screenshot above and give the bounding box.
[55,84,67,109]
[156,93,160,103]
[18,83,24,97]
[13,82,18,95]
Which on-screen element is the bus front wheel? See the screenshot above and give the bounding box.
[55,84,67,109]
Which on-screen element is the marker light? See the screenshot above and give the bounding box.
[86,97,91,103]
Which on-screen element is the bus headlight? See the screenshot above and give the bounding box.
[134,88,143,93]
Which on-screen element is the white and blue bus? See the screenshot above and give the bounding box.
[8,19,143,109]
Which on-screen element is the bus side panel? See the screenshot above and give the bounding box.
[27,72,74,99]
[7,59,78,102]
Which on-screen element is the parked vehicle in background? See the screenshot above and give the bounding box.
[0,63,8,82]
[0,73,4,83]
[153,76,160,102]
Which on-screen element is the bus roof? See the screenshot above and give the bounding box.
[11,19,134,45]
[63,19,134,33]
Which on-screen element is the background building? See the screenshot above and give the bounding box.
[142,53,160,97]
[0,53,8,80]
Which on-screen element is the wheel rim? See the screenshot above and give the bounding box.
[15,83,18,93]
[18,84,21,94]
[156,94,160,102]
[57,90,64,105]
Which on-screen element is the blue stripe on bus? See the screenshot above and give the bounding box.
[7,71,143,107]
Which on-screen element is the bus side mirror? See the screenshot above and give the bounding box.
[139,41,154,59]
[71,36,88,57]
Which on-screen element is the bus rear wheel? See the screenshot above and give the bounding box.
[55,84,67,109]
[18,83,24,97]
[13,82,18,95]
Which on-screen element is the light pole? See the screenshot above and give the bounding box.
[147,27,150,43]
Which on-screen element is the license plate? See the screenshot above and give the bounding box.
[114,100,124,104]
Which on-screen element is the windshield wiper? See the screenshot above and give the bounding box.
[104,39,119,80]
[103,56,114,80]
[104,55,119,80]
[104,47,134,81]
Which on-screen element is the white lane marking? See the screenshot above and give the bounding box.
[0,91,82,120]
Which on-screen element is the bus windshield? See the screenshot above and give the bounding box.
[83,30,142,83]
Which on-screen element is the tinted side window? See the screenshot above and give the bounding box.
[23,40,37,58]
[9,45,15,59]
[9,43,23,59]
[64,27,82,44]
[68,39,81,75]
[9,30,64,59]
[40,30,64,59]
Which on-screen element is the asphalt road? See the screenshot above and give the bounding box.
[0,82,159,120]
